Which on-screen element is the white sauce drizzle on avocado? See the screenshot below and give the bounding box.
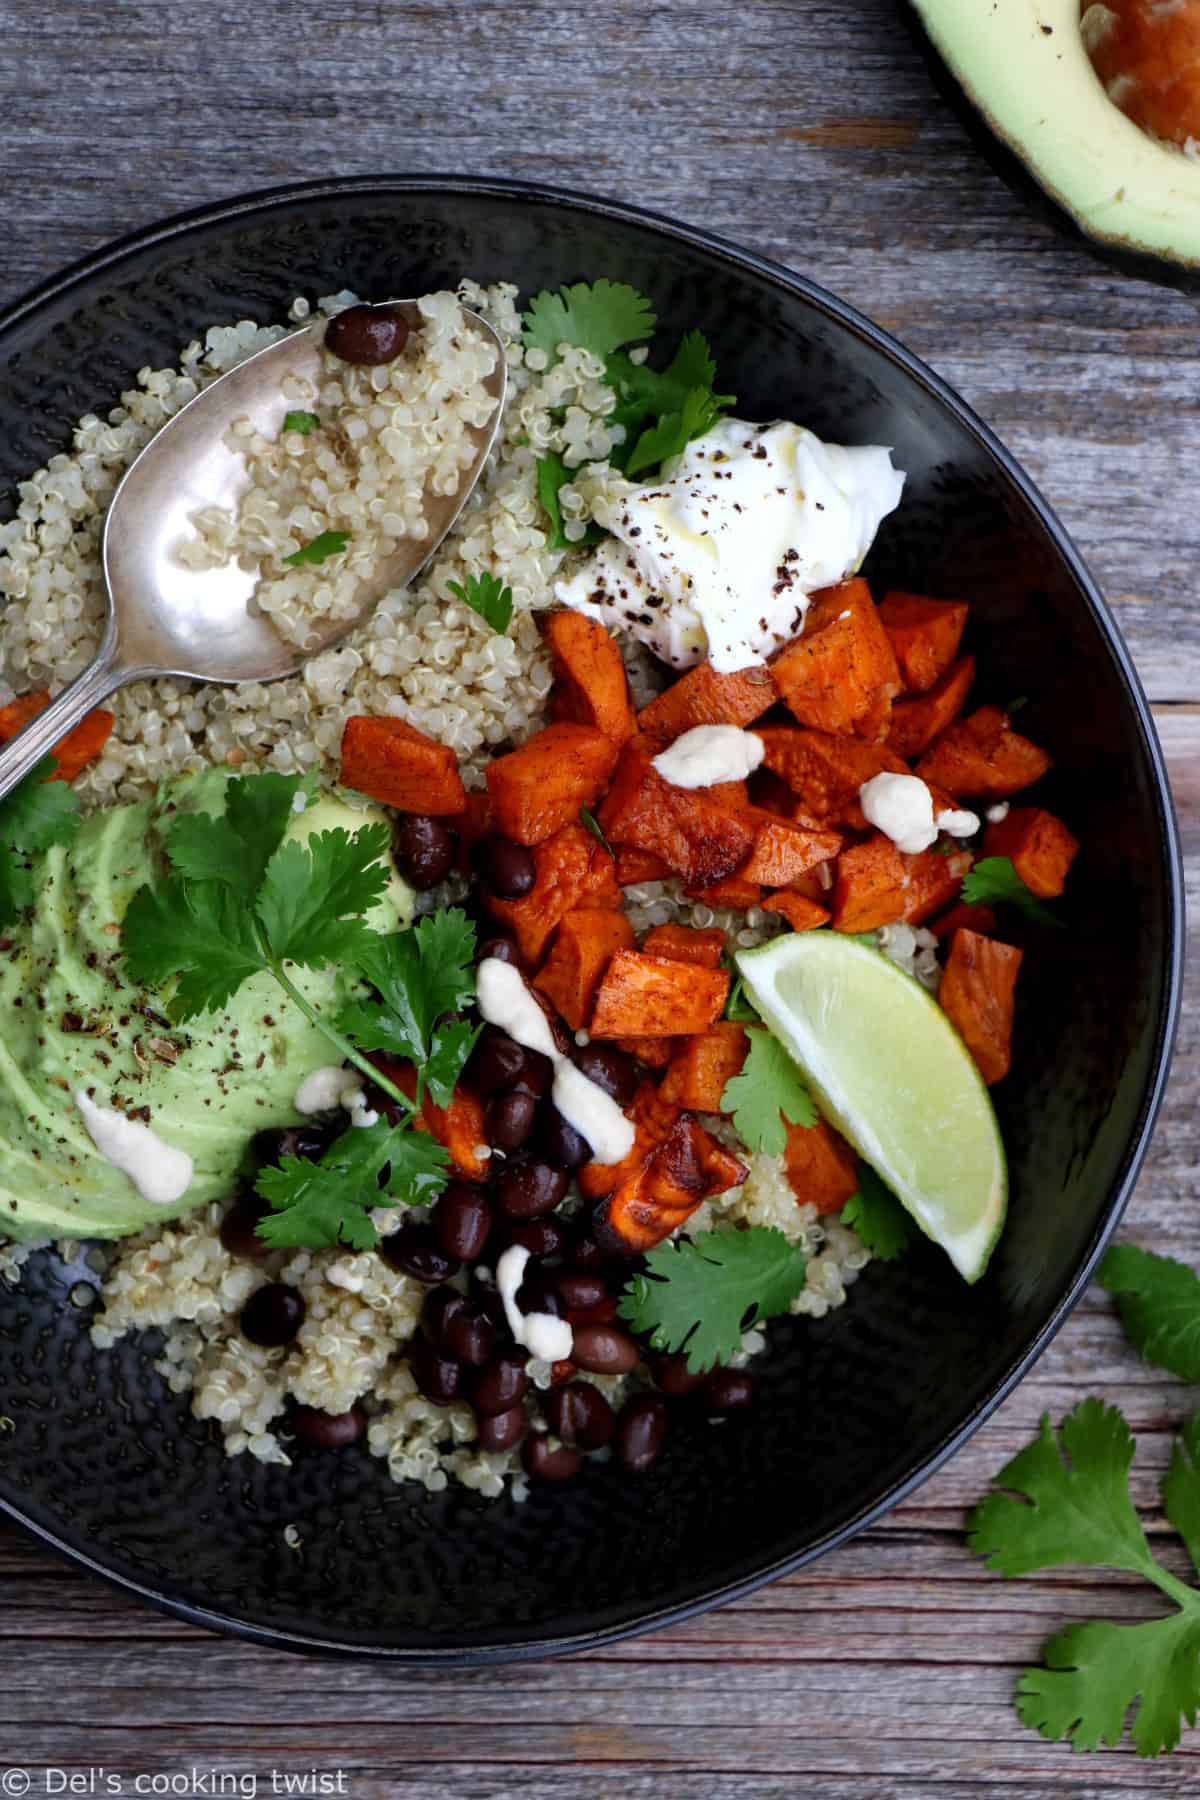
[74,1091,194,1208]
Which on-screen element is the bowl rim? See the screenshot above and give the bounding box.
[0,170,1184,1663]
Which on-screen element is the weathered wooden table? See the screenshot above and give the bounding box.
[1,1,1196,1792]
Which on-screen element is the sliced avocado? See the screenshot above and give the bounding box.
[912,0,1200,273]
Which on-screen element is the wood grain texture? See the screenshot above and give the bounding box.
[1,0,1197,1793]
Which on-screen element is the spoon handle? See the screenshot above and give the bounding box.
[0,653,126,806]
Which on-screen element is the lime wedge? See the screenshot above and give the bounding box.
[736,933,1006,1282]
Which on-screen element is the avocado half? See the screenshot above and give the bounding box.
[911,0,1200,277]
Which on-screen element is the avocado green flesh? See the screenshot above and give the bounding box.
[913,0,1200,268]
[0,773,411,1243]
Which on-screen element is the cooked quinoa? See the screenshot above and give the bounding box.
[0,281,872,1500]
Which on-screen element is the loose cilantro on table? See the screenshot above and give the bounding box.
[840,1165,915,1262]
[1097,1244,1200,1382]
[969,1400,1200,1757]
[121,772,479,1250]
[579,804,614,859]
[618,1227,807,1373]
[282,410,320,435]
[720,1025,815,1154]
[447,571,514,636]
[0,756,82,929]
[961,855,1063,928]
[283,529,351,568]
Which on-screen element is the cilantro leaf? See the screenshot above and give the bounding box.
[619,1227,807,1373]
[721,1026,815,1153]
[723,973,760,1024]
[164,771,300,902]
[338,909,476,1069]
[447,571,513,635]
[579,804,614,859]
[122,878,267,1019]
[424,1017,481,1108]
[256,824,391,968]
[1098,1243,1200,1382]
[282,410,320,435]
[257,1118,416,1251]
[283,529,350,567]
[535,452,605,553]
[0,758,81,853]
[522,280,655,366]
[1165,1414,1200,1580]
[0,852,34,927]
[961,855,1063,928]
[840,1165,915,1261]
[1019,1615,1200,1759]
[625,387,728,477]
[606,330,735,475]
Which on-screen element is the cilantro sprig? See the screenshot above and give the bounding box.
[282,410,320,435]
[0,756,82,928]
[961,855,1063,928]
[534,451,604,553]
[121,772,479,1249]
[447,571,514,635]
[284,529,350,568]
[720,1025,815,1153]
[840,1165,915,1262]
[1098,1244,1200,1382]
[618,1226,807,1373]
[579,804,614,859]
[606,329,735,475]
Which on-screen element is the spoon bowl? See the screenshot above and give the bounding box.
[0,299,506,800]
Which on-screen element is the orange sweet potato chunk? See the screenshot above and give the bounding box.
[770,578,901,740]
[598,738,756,888]
[660,1022,749,1110]
[642,924,727,969]
[590,949,730,1039]
[738,809,843,887]
[341,716,467,815]
[762,892,831,932]
[613,1035,678,1069]
[754,727,907,829]
[683,874,764,910]
[0,688,115,782]
[637,661,778,743]
[939,928,1023,1085]
[486,824,621,963]
[783,1118,859,1215]
[930,901,997,941]
[373,1059,489,1181]
[916,706,1051,801]
[597,1114,747,1255]
[579,1081,682,1200]
[877,591,968,694]
[533,908,635,1031]
[615,845,674,886]
[982,806,1079,899]
[832,835,972,934]
[545,610,636,744]
[887,656,975,760]
[485,722,619,846]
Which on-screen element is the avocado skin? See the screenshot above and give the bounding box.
[905,0,1200,294]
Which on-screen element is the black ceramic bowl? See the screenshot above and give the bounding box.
[0,176,1182,1660]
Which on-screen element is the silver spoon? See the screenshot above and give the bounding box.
[0,301,507,804]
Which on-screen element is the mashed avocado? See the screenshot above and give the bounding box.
[0,771,411,1242]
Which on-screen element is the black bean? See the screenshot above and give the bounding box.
[488,1090,538,1153]
[537,1105,591,1170]
[411,1337,463,1405]
[545,1381,615,1451]
[494,1159,569,1220]
[556,1272,609,1313]
[614,1395,669,1474]
[474,833,536,900]
[703,1368,757,1413]
[324,302,411,365]
[474,934,522,967]
[496,1216,568,1260]
[651,1352,708,1398]
[510,1049,553,1099]
[571,1323,639,1375]
[422,1286,466,1345]
[477,1404,527,1453]
[393,814,455,890]
[240,1283,306,1348]
[570,1233,617,1274]
[572,1043,639,1107]
[380,1223,461,1284]
[251,1122,338,1170]
[471,1349,529,1417]
[465,1026,529,1100]
[292,1403,366,1448]
[516,1276,563,1318]
[522,1433,582,1482]
[219,1189,273,1260]
[443,1304,496,1368]
[432,1181,492,1261]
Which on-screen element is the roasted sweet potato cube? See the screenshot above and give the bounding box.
[755,727,907,828]
[887,656,975,760]
[590,949,730,1039]
[939,928,1023,1085]
[642,924,727,969]
[596,1114,747,1254]
[660,1023,750,1110]
[930,901,997,940]
[533,908,635,1031]
[485,722,620,846]
[615,845,673,886]
[762,892,831,932]
[738,809,843,887]
[770,578,901,740]
[637,661,778,742]
[783,1117,859,1215]
[982,806,1079,898]
[683,874,764,910]
[613,1035,678,1070]
[544,610,636,744]
[832,834,971,934]
[341,715,467,815]
[372,1058,489,1181]
[579,1081,682,1200]
[916,706,1051,800]
[877,591,968,694]
[486,824,621,963]
[598,738,756,888]
[0,688,116,783]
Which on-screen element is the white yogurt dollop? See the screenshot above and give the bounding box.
[74,1091,194,1208]
[651,724,765,790]
[555,418,905,673]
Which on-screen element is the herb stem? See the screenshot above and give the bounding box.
[269,962,416,1115]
